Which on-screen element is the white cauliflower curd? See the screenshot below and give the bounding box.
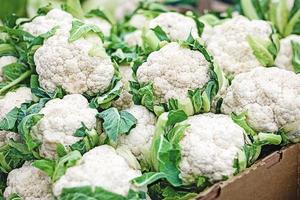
[137,42,210,102]
[179,113,245,183]
[148,12,199,41]
[275,35,300,72]
[0,87,32,121]
[4,162,53,200]
[118,105,156,162]
[53,145,143,197]
[0,56,17,82]
[222,67,300,142]
[0,131,19,147]
[204,15,273,75]
[32,94,98,159]
[23,9,115,95]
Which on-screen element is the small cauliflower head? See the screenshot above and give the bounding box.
[222,67,300,141]
[0,131,19,147]
[205,15,272,75]
[137,42,210,102]
[118,105,156,162]
[32,94,98,159]
[148,12,199,41]
[4,162,53,200]
[275,35,300,72]
[0,56,17,82]
[179,113,245,183]
[112,66,133,109]
[0,87,32,121]
[53,145,143,197]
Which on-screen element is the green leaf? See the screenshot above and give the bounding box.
[2,63,28,81]
[0,107,18,131]
[291,40,300,73]
[0,43,16,57]
[132,172,167,187]
[231,112,257,136]
[129,82,155,112]
[166,110,188,128]
[86,9,113,24]
[70,129,99,154]
[240,0,260,19]
[62,0,85,19]
[69,20,104,42]
[151,26,170,42]
[8,193,22,200]
[98,108,137,141]
[32,159,55,178]
[73,123,89,137]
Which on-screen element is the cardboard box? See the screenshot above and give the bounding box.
[196,144,300,200]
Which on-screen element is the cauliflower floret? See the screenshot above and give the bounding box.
[130,14,149,30]
[0,131,19,146]
[0,56,17,82]
[124,30,143,47]
[137,42,210,102]
[28,9,115,95]
[112,66,133,109]
[22,9,73,36]
[53,145,143,197]
[0,87,32,121]
[148,12,199,41]
[179,113,245,183]
[222,67,300,137]
[118,105,156,160]
[32,94,98,159]
[275,35,300,72]
[204,15,272,75]
[4,162,53,200]
[84,17,112,36]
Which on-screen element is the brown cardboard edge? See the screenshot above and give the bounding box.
[196,144,300,200]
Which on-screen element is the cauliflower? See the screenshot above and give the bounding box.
[221,67,300,141]
[275,35,300,72]
[24,9,115,95]
[0,131,19,147]
[179,113,245,183]
[32,94,98,158]
[204,15,273,75]
[133,41,224,115]
[117,105,156,164]
[0,56,17,82]
[148,12,199,41]
[53,145,144,197]
[112,66,133,109]
[4,162,53,200]
[0,87,32,121]
[124,30,143,47]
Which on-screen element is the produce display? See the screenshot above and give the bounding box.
[0,0,299,199]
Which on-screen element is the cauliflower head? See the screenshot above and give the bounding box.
[148,12,199,42]
[222,67,300,141]
[4,162,53,200]
[32,94,98,159]
[0,87,32,121]
[179,113,245,183]
[53,145,143,197]
[204,15,273,75]
[118,105,156,162]
[0,56,17,82]
[275,35,300,72]
[112,66,133,109]
[137,42,210,102]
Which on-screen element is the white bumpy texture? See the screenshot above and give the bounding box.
[137,42,210,102]
[53,145,143,197]
[0,131,19,146]
[179,113,245,183]
[32,94,98,159]
[4,162,53,200]
[222,67,300,141]
[204,15,272,75]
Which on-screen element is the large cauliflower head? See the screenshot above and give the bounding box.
[149,12,199,41]
[24,9,115,95]
[112,66,133,109]
[32,94,98,159]
[179,113,245,183]
[118,105,156,161]
[221,67,300,141]
[0,87,32,121]
[53,145,143,197]
[275,35,300,72]
[204,15,272,75]
[4,162,53,200]
[0,56,17,82]
[137,42,210,102]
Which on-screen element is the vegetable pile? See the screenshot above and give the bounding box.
[0,0,299,199]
